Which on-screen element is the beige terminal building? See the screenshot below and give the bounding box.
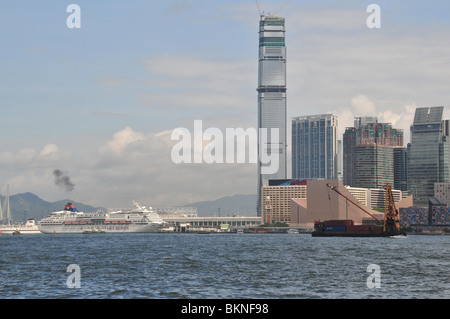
[261,180,412,227]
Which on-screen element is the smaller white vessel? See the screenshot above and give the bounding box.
[0,186,41,234]
[0,219,41,235]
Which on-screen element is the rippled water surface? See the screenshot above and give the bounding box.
[0,233,448,299]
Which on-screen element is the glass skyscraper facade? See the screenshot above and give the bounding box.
[393,147,408,191]
[343,117,404,189]
[291,114,338,180]
[257,16,287,216]
[407,106,450,205]
[353,145,394,189]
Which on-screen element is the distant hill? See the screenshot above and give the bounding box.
[0,192,257,221]
[183,194,257,217]
[0,193,101,222]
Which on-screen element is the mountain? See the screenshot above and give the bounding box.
[183,194,257,217]
[0,192,257,221]
[0,193,101,222]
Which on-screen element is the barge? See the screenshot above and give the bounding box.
[311,219,404,237]
[312,184,406,237]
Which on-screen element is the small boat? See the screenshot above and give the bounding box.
[12,230,21,235]
[248,228,267,233]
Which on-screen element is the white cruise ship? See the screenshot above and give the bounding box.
[0,219,41,235]
[39,202,167,234]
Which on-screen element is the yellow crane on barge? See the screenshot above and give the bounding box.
[312,184,405,237]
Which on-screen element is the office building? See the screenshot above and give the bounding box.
[434,183,450,206]
[394,147,408,191]
[343,117,404,189]
[291,114,338,180]
[407,106,450,205]
[343,127,357,186]
[353,144,394,189]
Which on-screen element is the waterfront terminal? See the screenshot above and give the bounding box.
[154,207,311,233]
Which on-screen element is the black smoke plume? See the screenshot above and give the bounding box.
[53,169,75,192]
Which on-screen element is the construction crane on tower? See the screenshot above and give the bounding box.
[269,3,286,17]
[255,0,265,19]
[255,1,287,19]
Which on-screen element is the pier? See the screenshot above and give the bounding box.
[159,215,314,233]
[161,216,262,232]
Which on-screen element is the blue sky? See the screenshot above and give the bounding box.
[1,1,449,209]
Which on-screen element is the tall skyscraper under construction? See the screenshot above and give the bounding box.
[257,15,287,216]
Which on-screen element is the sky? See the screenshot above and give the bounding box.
[0,0,449,209]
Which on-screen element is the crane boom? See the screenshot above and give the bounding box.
[255,0,265,19]
[270,3,286,17]
[326,184,383,224]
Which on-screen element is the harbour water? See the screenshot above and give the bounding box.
[0,233,448,299]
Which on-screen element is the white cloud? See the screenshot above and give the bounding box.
[333,96,416,143]
[379,103,416,143]
[0,148,36,165]
[100,126,146,155]
[83,126,257,208]
[0,125,257,209]
[351,95,376,115]
[40,144,59,157]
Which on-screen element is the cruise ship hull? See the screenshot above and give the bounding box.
[38,202,167,234]
[39,223,163,234]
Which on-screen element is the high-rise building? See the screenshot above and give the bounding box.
[337,140,343,183]
[407,106,450,205]
[291,114,338,180]
[343,117,404,189]
[353,144,394,189]
[393,147,408,191]
[343,117,380,186]
[257,15,287,216]
[343,127,357,186]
